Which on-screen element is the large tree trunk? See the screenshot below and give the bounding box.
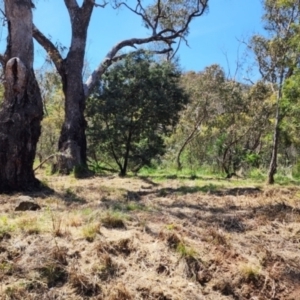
[52,1,93,175]
[57,67,87,174]
[0,0,43,192]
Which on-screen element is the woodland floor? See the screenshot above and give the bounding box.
[0,172,300,299]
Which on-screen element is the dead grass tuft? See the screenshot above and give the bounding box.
[101,211,127,229]
[50,243,68,266]
[107,282,132,300]
[165,232,181,249]
[4,284,29,299]
[94,253,118,281]
[112,238,134,256]
[69,269,101,296]
[205,227,231,247]
[38,262,67,288]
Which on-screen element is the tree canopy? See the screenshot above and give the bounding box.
[86,51,188,176]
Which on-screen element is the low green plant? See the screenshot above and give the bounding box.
[249,169,265,181]
[166,223,175,230]
[176,242,197,259]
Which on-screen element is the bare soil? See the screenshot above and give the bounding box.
[0,173,300,299]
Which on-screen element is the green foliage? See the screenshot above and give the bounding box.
[36,70,64,163]
[249,169,266,182]
[167,65,274,176]
[292,160,300,178]
[86,51,188,176]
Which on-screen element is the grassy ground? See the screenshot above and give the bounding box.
[0,171,300,299]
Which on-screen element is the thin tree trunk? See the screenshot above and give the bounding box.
[267,77,283,185]
[176,116,204,170]
[0,0,43,192]
[120,131,132,177]
[267,97,281,184]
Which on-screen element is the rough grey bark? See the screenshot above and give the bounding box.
[0,0,43,192]
[56,1,92,174]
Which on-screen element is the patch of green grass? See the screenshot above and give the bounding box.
[81,208,93,216]
[16,215,43,235]
[166,223,175,230]
[249,169,265,182]
[82,222,101,242]
[176,242,197,259]
[0,215,15,237]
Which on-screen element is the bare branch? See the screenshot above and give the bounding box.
[84,36,174,96]
[91,0,108,8]
[116,0,155,34]
[84,0,208,96]
[32,25,64,75]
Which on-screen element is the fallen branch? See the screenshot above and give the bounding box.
[34,153,57,172]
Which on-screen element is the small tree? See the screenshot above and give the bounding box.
[250,0,300,184]
[86,52,188,176]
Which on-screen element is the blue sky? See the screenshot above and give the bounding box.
[1,0,265,79]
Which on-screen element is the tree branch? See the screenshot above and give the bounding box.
[32,25,64,75]
[91,0,108,8]
[84,38,172,96]
[64,0,79,10]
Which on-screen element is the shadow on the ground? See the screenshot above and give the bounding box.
[132,185,261,198]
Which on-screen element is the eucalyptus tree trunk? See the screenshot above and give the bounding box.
[0,0,43,192]
[267,79,283,185]
[57,55,88,175]
[43,1,94,175]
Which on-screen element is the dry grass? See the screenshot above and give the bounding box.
[0,172,300,299]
